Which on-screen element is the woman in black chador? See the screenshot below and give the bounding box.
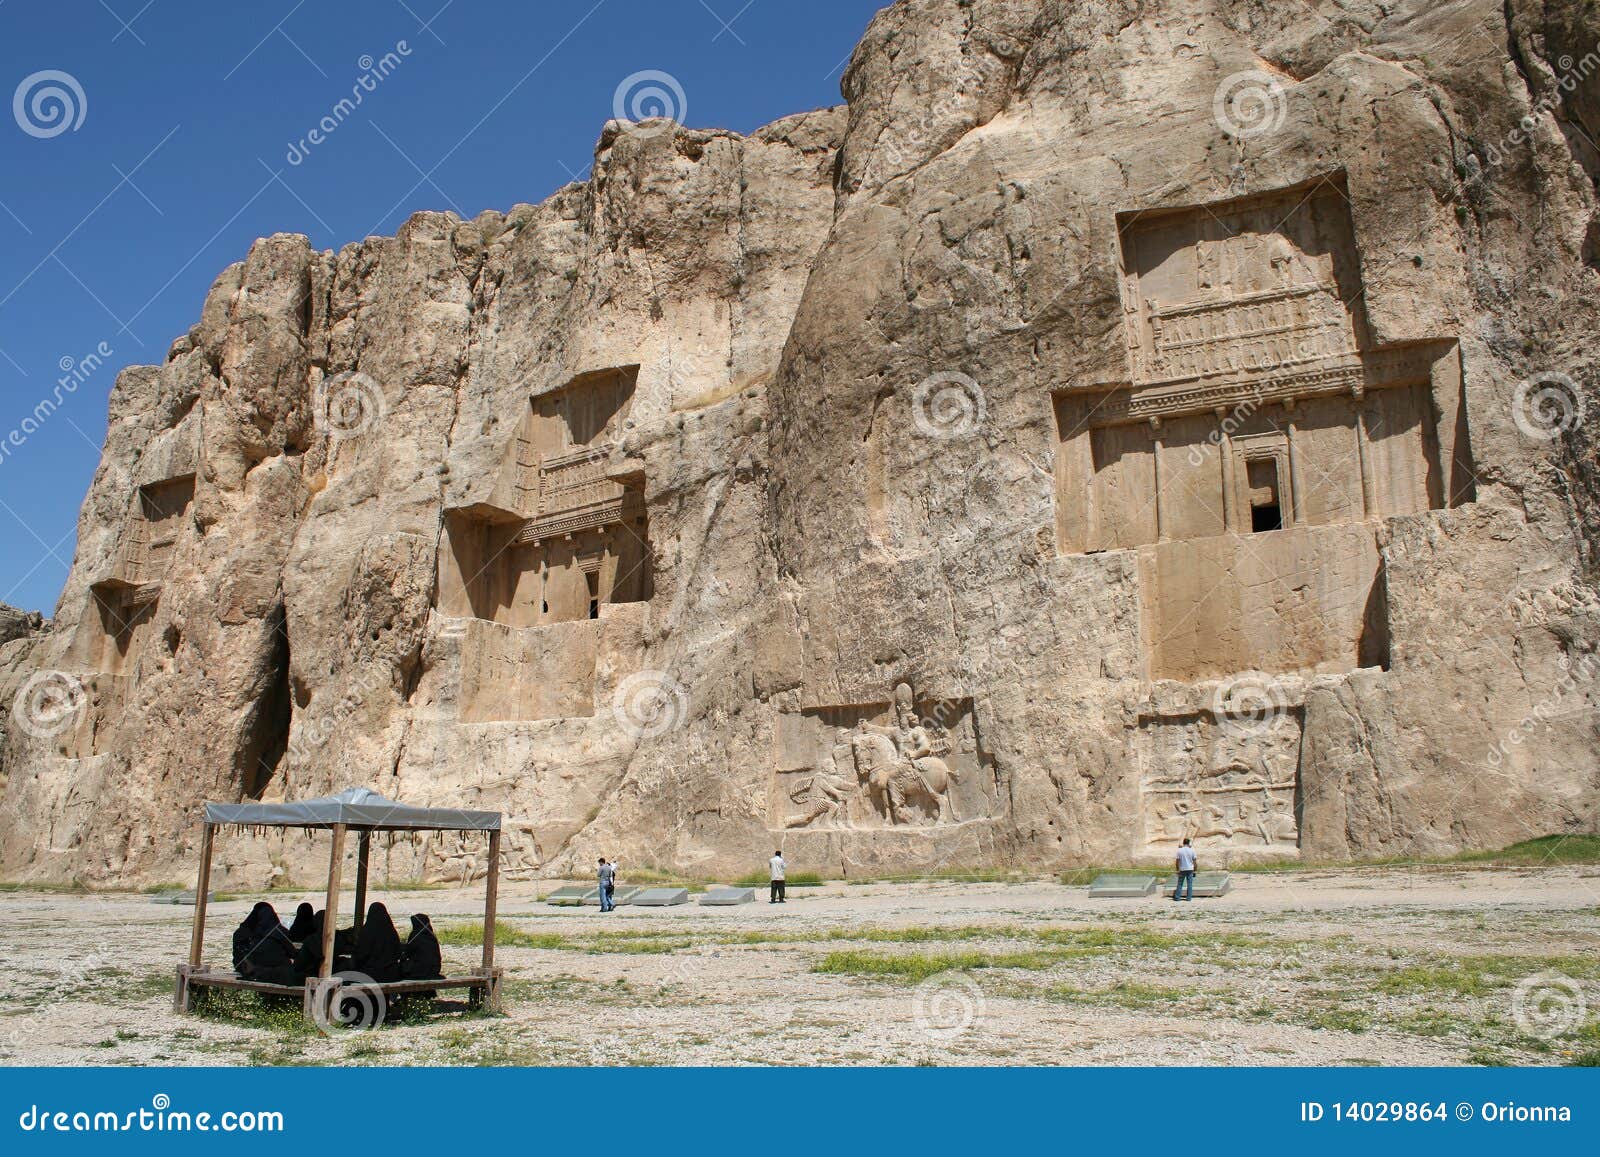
[285,902,315,942]
[350,902,403,983]
[400,913,443,997]
[292,910,325,980]
[231,902,297,985]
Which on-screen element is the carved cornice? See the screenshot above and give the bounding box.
[1058,342,1451,429]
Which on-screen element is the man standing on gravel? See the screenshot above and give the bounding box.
[597,857,617,913]
[769,849,787,904]
[1172,838,1196,902]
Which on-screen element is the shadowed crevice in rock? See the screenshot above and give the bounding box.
[237,603,292,802]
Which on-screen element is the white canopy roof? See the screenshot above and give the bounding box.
[203,787,501,832]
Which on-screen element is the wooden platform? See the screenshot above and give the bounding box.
[175,963,503,1020]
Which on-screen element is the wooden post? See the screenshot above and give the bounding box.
[187,823,214,968]
[319,823,346,980]
[353,831,370,933]
[481,829,501,973]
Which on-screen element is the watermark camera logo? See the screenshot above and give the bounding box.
[1511,971,1586,1040]
[613,70,687,139]
[13,70,86,139]
[913,372,986,440]
[12,670,87,740]
[313,372,386,439]
[1210,671,1289,733]
[912,974,985,1042]
[1511,371,1584,442]
[1213,70,1287,140]
[286,43,412,166]
[312,972,386,1036]
[1479,51,1600,169]
[612,670,689,739]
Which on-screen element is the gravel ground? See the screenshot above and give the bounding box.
[1,865,1597,1067]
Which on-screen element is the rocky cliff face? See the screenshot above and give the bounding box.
[2,0,1597,886]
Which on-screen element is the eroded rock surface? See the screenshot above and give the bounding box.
[2,0,1596,886]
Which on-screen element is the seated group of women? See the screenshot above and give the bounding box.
[231,900,443,988]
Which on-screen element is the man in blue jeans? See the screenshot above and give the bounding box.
[597,857,616,912]
[1172,838,1197,901]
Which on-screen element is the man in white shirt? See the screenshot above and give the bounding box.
[769,850,787,904]
[1173,838,1197,901]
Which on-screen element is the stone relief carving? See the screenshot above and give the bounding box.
[1138,711,1302,850]
[773,683,993,830]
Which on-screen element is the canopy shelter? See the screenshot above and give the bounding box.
[175,788,504,1024]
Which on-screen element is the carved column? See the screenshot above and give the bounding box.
[1353,388,1376,519]
[1149,416,1165,542]
[1283,400,1304,525]
[1215,406,1235,533]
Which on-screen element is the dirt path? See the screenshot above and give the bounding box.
[2,866,1596,1067]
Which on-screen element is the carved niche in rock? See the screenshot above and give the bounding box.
[1052,175,1474,682]
[84,474,194,676]
[439,367,652,629]
[772,683,994,830]
[1136,706,1303,852]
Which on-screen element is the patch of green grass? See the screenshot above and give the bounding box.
[1304,1006,1372,1033]
[1454,834,1600,866]
[1392,1007,1466,1038]
[1566,1047,1600,1067]
[1373,965,1496,998]
[846,868,1033,885]
[1045,981,1191,1009]
[1053,834,1600,882]
[582,932,694,955]
[191,989,320,1034]
[437,920,566,950]
[438,921,696,955]
[733,870,825,888]
[813,947,1073,980]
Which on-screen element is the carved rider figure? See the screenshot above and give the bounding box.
[851,683,960,825]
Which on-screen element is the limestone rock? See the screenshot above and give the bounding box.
[2,0,1597,886]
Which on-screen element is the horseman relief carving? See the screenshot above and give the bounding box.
[772,684,992,830]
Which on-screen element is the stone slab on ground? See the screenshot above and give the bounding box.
[699,887,758,906]
[584,886,643,906]
[543,886,594,906]
[1088,875,1159,898]
[149,891,214,905]
[630,887,690,907]
[1163,872,1233,898]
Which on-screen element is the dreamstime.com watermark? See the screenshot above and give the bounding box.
[1483,649,1600,771]
[0,341,114,468]
[10,669,87,740]
[913,371,986,440]
[612,670,689,739]
[912,974,986,1042]
[612,70,687,138]
[285,43,413,165]
[311,972,386,1037]
[1213,69,1288,139]
[13,69,86,138]
[1511,370,1585,442]
[1480,48,1600,169]
[1511,971,1588,1040]
[16,1095,284,1134]
[1211,670,1293,733]
[312,371,386,438]
[288,663,390,762]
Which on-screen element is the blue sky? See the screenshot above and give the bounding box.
[0,0,883,615]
